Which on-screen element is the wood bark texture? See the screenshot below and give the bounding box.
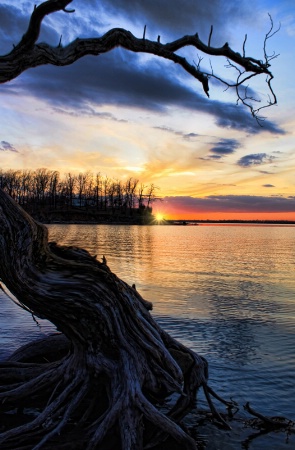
[0,188,221,449]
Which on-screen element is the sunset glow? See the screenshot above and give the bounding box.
[155,213,165,223]
[0,0,294,221]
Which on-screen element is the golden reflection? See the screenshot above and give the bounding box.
[47,224,295,320]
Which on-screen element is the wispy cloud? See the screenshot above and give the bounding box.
[153,127,200,140]
[0,141,18,153]
[183,133,199,139]
[259,170,274,174]
[208,154,223,160]
[51,106,128,122]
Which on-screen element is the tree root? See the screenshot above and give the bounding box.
[0,318,219,449]
[0,327,239,450]
[244,402,295,432]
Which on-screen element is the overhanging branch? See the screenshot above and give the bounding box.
[0,0,278,115]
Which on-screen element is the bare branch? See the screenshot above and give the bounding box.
[208,25,213,47]
[243,34,247,58]
[63,7,75,13]
[263,14,281,71]
[196,14,279,124]
[193,54,204,71]
[0,1,278,119]
[14,0,74,51]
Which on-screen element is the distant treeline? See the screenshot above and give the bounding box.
[0,168,159,215]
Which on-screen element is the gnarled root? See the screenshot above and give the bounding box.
[0,189,233,449]
[0,330,208,449]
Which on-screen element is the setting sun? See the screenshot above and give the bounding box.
[155,213,164,222]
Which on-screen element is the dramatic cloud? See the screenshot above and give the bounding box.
[0,4,59,55]
[215,106,284,134]
[163,195,295,213]
[0,141,18,153]
[237,153,275,167]
[210,138,240,155]
[7,53,203,112]
[5,54,284,136]
[0,3,285,136]
[0,5,27,54]
[0,1,253,55]
[101,0,253,40]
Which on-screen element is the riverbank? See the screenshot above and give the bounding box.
[28,207,155,225]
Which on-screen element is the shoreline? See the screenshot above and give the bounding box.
[43,219,295,225]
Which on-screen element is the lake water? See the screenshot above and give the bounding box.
[1,223,295,449]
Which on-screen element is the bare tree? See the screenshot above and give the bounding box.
[63,171,76,208]
[77,171,92,207]
[124,177,139,213]
[114,179,123,209]
[137,182,146,209]
[145,183,160,209]
[0,2,281,449]
[34,168,51,203]
[48,170,60,208]
[20,169,34,206]
[102,175,110,210]
[93,172,102,209]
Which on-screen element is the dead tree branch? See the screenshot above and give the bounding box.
[192,15,279,124]
[0,0,277,114]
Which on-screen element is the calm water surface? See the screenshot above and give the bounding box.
[1,224,294,449]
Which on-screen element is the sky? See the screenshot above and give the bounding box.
[0,0,294,220]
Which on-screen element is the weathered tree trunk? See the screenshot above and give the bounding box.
[0,188,230,449]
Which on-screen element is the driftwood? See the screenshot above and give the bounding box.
[0,189,236,449]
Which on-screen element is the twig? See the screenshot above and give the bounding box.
[244,402,295,430]
[208,25,213,47]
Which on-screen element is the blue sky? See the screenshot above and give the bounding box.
[0,0,294,219]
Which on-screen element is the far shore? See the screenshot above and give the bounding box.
[43,218,295,226]
[24,207,295,226]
